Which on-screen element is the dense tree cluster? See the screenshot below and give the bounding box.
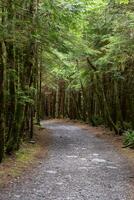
[42,1,134,134]
[0,0,134,162]
[0,0,42,162]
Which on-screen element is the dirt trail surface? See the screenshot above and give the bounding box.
[0,120,134,200]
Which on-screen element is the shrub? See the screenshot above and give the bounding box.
[123,131,134,148]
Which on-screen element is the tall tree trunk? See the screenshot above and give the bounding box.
[0,43,5,162]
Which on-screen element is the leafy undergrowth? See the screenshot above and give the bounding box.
[0,126,51,188]
[123,131,134,148]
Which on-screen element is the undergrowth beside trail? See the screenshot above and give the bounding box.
[0,127,51,188]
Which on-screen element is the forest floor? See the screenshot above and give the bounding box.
[0,126,52,188]
[0,120,134,200]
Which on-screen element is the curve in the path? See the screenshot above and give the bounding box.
[0,121,134,200]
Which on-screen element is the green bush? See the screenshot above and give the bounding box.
[123,131,134,148]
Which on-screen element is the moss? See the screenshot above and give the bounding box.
[0,127,51,187]
[0,143,41,187]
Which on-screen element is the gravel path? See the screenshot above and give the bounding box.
[0,121,134,200]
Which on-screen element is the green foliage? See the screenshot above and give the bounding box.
[42,0,134,135]
[123,131,134,148]
[116,0,129,4]
[16,90,35,105]
[0,0,134,162]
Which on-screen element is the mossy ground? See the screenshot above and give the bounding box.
[0,126,51,188]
